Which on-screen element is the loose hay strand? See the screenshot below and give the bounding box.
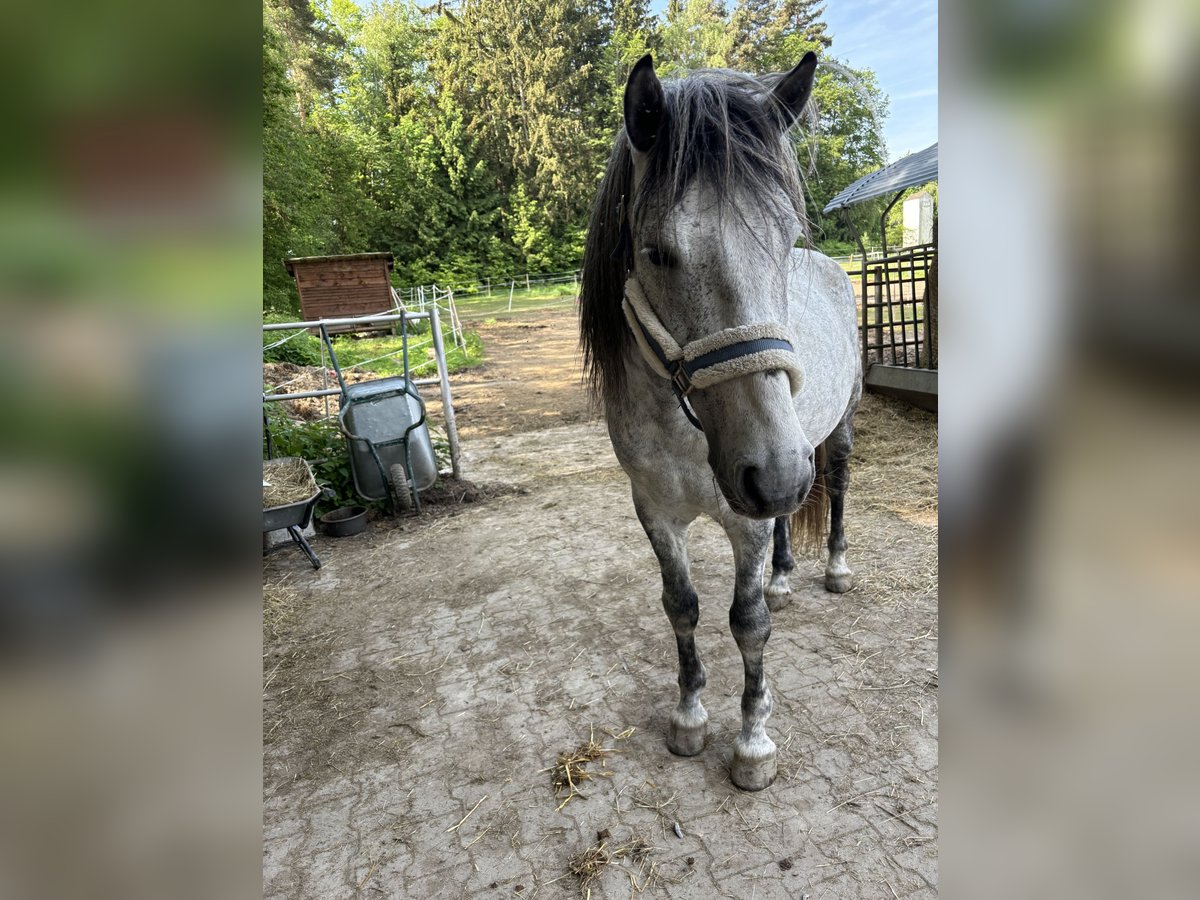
[446,794,488,833]
[547,727,618,810]
[568,832,657,897]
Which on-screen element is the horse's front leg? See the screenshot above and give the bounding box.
[634,496,707,756]
[723,516,777,790]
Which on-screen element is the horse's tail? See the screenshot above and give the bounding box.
[790,441,828,557]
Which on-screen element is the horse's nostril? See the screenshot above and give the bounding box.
[739,464,767,509]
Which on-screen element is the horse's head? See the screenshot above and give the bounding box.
[620,54,818,520]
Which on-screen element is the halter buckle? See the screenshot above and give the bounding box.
[671,364,693,397]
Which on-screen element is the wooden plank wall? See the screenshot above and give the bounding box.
[293,258,394,330]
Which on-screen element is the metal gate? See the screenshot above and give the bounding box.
[861,241,936,371]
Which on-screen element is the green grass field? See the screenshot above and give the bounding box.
[432,281,579,320]
[329,326,484,379]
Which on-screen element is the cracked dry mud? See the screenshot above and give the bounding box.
[263,307,937,899]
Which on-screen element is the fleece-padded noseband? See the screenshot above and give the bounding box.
[622,277,803,430]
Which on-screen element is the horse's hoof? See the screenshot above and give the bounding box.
[730,739,777,791]
[824,571,854,593]
[765,590,792,612]
[764,572,792,611]
[667,707,708,756]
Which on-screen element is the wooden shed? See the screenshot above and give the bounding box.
[283,252,397,332]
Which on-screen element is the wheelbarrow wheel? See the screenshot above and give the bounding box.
[389,464,413,511]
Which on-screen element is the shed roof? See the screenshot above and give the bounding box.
[822,143,938,214]
[283,252,394,276]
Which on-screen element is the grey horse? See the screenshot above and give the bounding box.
[579,53,861,790]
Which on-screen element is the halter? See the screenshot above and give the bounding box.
[621,277,803,431]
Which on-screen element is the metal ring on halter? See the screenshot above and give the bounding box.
[671,365,694,397]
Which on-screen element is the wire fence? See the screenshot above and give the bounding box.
[264,250,900,391]
[392,250,891,310]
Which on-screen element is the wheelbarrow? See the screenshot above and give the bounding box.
[262,456,331,570]
[338,377,437,512]
[317,317,437,514]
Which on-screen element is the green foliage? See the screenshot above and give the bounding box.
[657,0,734,77]
[731,0,832,72]
[328,327,483,379]
[263,408,364,511]
[815,238,859,258]
[793,49,891,249]
[262,311,323,366]
[261,0,893,299]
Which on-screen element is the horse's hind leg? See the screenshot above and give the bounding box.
[824,415,855,593]
[764,516,794,611]
[634,498,708,756]
[723,516,777,790]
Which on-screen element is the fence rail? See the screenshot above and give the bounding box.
[389,249,894,306]
[262,309,462,478]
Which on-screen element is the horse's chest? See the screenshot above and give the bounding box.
[607,398,718,514]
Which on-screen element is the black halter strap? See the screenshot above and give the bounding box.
[629,313,705,429]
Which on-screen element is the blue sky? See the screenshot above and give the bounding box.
[648,0,938,161]
[820,0,937,160]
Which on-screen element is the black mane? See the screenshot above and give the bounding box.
[579,68,809,407]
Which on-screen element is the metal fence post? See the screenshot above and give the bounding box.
[429,303,462,479]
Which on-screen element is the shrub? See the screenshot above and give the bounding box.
[816,239,860,258]
[263,408,369,511]
[263,311,323,367]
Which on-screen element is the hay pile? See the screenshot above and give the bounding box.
[568,833,655,898]
[851,393,938,526]
[547,730,616,811]
[263,458,317,509]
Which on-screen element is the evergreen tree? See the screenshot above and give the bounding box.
[730,0,832,73]
[260,0,894,299]
[657,0,734,76]
[265,0,347,127]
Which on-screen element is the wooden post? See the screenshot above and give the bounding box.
[508,280,515,312]
[872,276,884,366]
[925,218,937,368]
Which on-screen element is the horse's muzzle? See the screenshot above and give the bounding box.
[725,451,814,520]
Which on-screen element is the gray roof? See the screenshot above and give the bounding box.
[822,143,938,213]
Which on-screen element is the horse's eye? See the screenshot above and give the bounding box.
[643,246,674,268]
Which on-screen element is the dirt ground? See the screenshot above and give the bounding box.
[263,307,938,898]
[425,311,599,439]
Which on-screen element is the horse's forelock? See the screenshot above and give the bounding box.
[634,70,808,232]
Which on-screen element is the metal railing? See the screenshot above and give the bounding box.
[860,242,936,371]
[262,308,462,478]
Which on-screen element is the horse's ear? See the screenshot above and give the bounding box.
[624,54,665,154]
[767,51,818,129]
